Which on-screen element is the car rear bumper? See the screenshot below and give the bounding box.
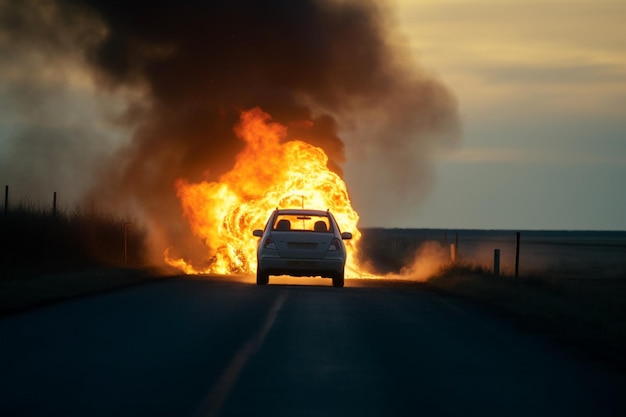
[258,257,345,278]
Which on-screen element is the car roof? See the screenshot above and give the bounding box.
[275,209,330,216]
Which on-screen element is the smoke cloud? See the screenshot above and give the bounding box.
[0,0,459,262]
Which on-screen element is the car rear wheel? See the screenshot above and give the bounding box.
[256,270,269,285]
[332,271,344,288]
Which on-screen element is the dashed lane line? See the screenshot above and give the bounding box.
[193,290,288,417]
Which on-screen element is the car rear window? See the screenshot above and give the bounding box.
[272,214,332,232]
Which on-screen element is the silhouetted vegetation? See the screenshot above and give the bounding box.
[0,203,147,276]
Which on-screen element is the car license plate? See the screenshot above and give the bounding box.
[287,261,318,267]
[288,242,317,249]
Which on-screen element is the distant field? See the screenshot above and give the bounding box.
[359,228,626,279]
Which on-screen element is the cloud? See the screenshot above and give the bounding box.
[469,61,626,85]
[442,147,626,166]
[396,0,626,117]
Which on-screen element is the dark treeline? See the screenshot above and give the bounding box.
[0,203,146,276]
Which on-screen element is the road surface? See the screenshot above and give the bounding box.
[1,275,624,416]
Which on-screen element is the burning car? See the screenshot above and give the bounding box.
[252,209,352,287]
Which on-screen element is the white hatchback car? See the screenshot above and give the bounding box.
[252,209,352,287]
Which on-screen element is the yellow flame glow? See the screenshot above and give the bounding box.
[166,107,364,276]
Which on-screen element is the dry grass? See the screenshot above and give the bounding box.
[0,202,155,314]
[0,202,147,276]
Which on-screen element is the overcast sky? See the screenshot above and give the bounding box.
[354,0,626,230]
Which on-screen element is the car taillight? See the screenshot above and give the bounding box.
[328,238,341,251]
[263,237,276,250]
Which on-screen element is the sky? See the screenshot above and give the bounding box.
[364,0,626,230]
[1,0,625,232]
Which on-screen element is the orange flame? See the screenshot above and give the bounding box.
[165,107,364,276]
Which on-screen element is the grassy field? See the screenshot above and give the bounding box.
[0,202,155,315]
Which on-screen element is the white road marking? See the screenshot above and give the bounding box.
[194,291,288,417]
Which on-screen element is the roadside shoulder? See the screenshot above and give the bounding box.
[0,267,177,317]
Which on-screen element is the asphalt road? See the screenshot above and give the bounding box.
[1,275,625,417]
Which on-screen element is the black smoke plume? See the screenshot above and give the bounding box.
[1,0,458,263]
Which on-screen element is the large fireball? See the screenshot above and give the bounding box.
[166,107,362,276]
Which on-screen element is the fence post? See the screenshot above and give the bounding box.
[450,243,457,263]
[494,249,500,277]
[52,192,57,216]
[515,232,521,279]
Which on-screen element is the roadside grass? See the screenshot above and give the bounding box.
[0,202,157,314]
[427,262,626,372]
[0,202,147,275]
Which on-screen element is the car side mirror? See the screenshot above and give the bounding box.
[252,229,263,237]
[341,232,352,240]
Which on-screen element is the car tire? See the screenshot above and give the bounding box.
[332,271,344,288]
[256,270,269,285]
